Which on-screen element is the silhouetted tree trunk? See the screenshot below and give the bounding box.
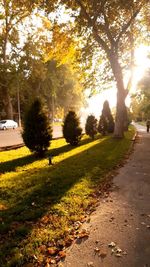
[108,52,128,137]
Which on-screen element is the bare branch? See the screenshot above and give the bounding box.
[102,9,115,46]
[74,0,110,53]
[116,1,145,44]
[92,0,107,23]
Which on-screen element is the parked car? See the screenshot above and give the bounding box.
[53,118,63,122]
[0,120,18,130]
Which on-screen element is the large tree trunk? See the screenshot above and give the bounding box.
[2,23,13,119]
[3,88,13,119]
[109,52,128,138]
[115,90,127,138]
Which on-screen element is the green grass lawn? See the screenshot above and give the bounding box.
[0,127,135,267]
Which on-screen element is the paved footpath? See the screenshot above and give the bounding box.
[59,124,150,267]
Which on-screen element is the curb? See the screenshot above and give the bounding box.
[0,130,137,152]
[0,136,64,152]
[0,143,25,152]
[131,131,138,141]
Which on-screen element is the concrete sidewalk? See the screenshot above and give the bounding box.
[59,125,150,267]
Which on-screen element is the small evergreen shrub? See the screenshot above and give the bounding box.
[98,114,108,135]
[22,99,52,157]
[98,100,114,135]
[63,110,82,146]
[85,115,97,139]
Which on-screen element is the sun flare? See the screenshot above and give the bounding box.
[132,45,150,92]
[81,45,150,120]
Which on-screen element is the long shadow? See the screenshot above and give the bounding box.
[48,136,94,157]
[0,154,37,174]
[0,136,94,174]
[0,136,120,266]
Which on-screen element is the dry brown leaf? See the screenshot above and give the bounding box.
[94,247,100,252]
[49,259,56,264]
[115,253,122,257]
[39,245,46,253]
[65,237,73,247]
[108,242,116,248]
[78,229,89,239]
[47,247,57,255]
[116,247,122,253]
[87,262,94,267]
[58,251,66,258]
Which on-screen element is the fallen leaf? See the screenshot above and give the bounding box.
[108,242,116,248]
[115,253,122,257]
[39,245,46,253]
[78,229,89,239]
[111,248,115,254]
[58,251,66,258]
[33,255,38,260]
[94,247,100,252]
[87,262,94,267]
[74,221,82,230]
[47,247,57,255]
[49,259,56,264]
[116,247,122,253]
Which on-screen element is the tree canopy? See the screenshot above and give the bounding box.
[0,1,85,121]
[131,69,150,121]
[0,0,149,136]
[45,0,149,137]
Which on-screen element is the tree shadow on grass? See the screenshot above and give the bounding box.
[0,136,95,174]
[0,136,120,266]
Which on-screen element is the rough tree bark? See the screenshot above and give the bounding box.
[108,52,128,137]
[71,0,145,138]
[2,3,13,119]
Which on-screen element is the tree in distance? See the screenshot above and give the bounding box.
[63,110,82,146]
[85,114,97,140]
[98,114,108,136]
[22,99,52,157]
[98,100,115,135]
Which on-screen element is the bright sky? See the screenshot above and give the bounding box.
[80,45,150,121]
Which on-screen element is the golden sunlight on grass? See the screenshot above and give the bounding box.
[0,128,135,266]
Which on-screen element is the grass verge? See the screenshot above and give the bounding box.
[0,126,135,266]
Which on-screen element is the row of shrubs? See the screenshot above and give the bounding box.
[22,99,114,157]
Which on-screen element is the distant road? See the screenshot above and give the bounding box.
[0,125,63,148]
[0,123,147,148]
